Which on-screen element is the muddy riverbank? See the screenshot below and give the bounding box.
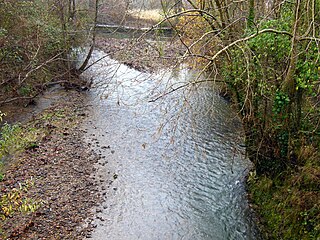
[0,90,106,239]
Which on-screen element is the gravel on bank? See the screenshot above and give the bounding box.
[0,90,102,239]
[95,36,185,72]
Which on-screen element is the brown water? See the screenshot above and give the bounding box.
[82,50,261,240]
[0,85,66,125]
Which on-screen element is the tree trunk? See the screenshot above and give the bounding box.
[77,0,99,73]
[248,0,255,29]
[282,0,301,97]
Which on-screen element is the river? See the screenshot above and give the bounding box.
[82,49,261,239]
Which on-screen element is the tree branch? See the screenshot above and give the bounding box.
[208,28,293,62]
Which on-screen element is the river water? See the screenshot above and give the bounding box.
[82,50,261,240]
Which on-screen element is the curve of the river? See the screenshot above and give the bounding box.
[82,50,261,240]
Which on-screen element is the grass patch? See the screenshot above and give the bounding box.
[248,157,320,239]
[0,124,25,159]
[0,106,74,179]
[0,123,35,180]
[0,122,44,175]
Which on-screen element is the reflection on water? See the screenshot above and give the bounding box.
[83,50,261,240]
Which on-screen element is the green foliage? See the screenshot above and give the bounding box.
[247,20,292,86]
[217,4,320,237]
[272,91,290,115]
[220,10,320,173]
[18,85,34,96]
[0,124,23,158]
[249,161,320,239]
[295,44,320,93]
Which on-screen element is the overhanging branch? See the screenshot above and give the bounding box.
[209,28,293,62]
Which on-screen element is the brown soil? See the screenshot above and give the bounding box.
[0,90,104,239]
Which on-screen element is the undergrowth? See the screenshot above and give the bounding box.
[0,123,44,179]
[248,154,320,239]
[0,104,77,236]
[0,107,69,164]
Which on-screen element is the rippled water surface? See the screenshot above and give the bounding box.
[83,50,261,240]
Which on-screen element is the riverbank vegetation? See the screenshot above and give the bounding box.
[0,0,96,105]
[0,0,102,237]
[167,0,319,238]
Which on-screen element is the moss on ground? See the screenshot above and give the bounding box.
[248,156,320,240]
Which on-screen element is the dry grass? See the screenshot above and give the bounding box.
[128,9,164,22]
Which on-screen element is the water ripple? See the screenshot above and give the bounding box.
[82,50,261,240]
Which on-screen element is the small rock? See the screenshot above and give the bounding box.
[91,223,98,228]
[86,235,92,239]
